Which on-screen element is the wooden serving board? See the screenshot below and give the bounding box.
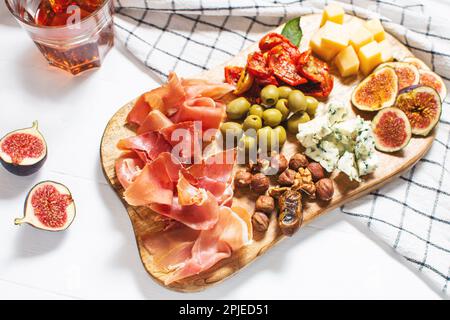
[100,14,435,292]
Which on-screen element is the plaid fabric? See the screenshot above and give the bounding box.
[113,0,450,296]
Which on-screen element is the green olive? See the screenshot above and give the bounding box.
[243,115,263,131]
[275,98,290,121]
[220,121,243,137]
[248,104,264,118]
[278,86,293,99]
[257,126,276,150]
[262,108,283,127]
[240,134,257,153]
[273,125,287,146]
[226,97,251,120]
[305,96,319,118]
[287,90,307,113]
[287,112,311,134]
[260,84,279,106]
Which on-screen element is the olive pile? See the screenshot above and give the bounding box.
[222,85,319,152]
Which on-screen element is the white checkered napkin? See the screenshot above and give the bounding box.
[113,0,450,296]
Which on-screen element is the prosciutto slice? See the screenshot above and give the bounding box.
[123,152,182,206]
[160,121,200,163]
[143,206,252,285]
[170,97,225,131]
[137,110,174,134]
[117,132,171,163]
[126,73,185,126]
[115,152,144,189]
[182,78,234,100]
[150,193,219,231]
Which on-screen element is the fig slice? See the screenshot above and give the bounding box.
[372,107,412,152]
[377,62,420,91]
[418,69,447,102]
[351,67,398,111]
[395,85,442,136]
[15,181,76,231]
[0,121,47,176]
[403,57,431,71]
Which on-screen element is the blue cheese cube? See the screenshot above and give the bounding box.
[357,152,378,176]
[305,140,340,172]
[354,118,376,159]
[296,115,332,148]
[337,151,360,182]
[332,118,359,145]
[327,103,349,125]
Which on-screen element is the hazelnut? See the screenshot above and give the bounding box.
[315,178,334,201]
[289,153,309,171]
[307,162,325,182]
[270,153,288,174]
[255,195,275,214]
[251,173,270,194]
[235,170,252,188]
[252,211,270,232]
[278,169,296,186]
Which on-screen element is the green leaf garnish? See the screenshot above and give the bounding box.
[281,17,302,47]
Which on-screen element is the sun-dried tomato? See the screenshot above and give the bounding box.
[224,66,243,86]
[247,51,272,79]
[299,71,334,99]
[268,45,307,87]
[297,49,330,83]
[255,75,279,86]
[259,33,300,62]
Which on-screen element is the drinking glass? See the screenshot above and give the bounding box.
[5,0,114,75]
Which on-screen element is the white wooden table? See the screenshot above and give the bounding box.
[0,1,445,299]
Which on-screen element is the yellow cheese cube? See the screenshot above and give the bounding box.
[379,39,393,62]
[348,26,374,52]
[358,41,383,75]
[321,21,349,52]
[335,46,360,77]
[365,19,385,42]
[320,3,345,26]
[310,29,340,61]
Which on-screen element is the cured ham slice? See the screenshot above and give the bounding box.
[170,97,225,131]
[126,73,185,126]
[142,222,200,270]
[177,172,208,206]
[115,152,144,189]
[182,78,234,100]
[184,149,236,206]
[150,191,219,231]
[137,110,174,134]
[188,148,235,183]
[146,206,252,285]
[126,94,151,127]
[123,152,182,206]
[117,132,171,163]
[160,121,200,163]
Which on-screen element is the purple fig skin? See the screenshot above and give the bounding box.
[1,154,47,176]
[398,84,423,95]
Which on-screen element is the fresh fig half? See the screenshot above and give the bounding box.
[15,181,76,231]
[376,62,420,91]
[0,121,47,176]
[372,107,412,152]
[395,85,442,136]
[403,57,431,71]
[351,67,398,111]
[418,69,447,102]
